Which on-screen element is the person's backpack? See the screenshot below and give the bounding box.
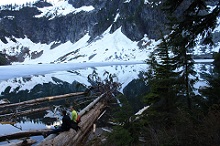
[76,114,81,123]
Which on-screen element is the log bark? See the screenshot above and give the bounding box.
[0,92,85,109]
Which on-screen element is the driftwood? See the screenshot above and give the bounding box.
[0,129,52,142]
[0,92,85,109]
[0,107,50,119]
[2,139,36,146]
[38,93,108,146]
[0,93,107,144]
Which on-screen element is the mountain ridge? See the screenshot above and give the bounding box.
[0,0,219,65]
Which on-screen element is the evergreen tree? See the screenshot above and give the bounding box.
[161,0,220,109]
[140,0,220,144]
[199,52,220,112]
[144,35,180,112]
[104,0,220,145]
[106,94,139,145]
[166,30,197,109]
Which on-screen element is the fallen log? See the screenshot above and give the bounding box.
[0,129,52,142]
[1,139,36,146]
[0,92,85,109]
[0,107,50,119]
[78,93,106,116]
[38,101,107,146]
[0,93,107,144]
[0,121,16,125]
[38,93,108,146]
[70,102,107,145]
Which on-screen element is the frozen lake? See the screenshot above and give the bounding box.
[0,61,144,81]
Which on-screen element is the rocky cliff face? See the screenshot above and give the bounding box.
[0,0,166,45]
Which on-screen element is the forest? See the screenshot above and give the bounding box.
[102,0,220,146]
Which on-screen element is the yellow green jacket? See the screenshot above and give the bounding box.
[71,110,77,122]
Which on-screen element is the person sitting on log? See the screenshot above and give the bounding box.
[43,110,72,138]
[70,106,80,131]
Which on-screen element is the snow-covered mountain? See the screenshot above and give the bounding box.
[0,0,219,65]
[0,0,219,96]
[0,0,165,65]
[0,27,157,64]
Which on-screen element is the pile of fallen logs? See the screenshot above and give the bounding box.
[0,91,109,145]
[38,93,108,146]
[0,92,85,120]
[0,92,85,144]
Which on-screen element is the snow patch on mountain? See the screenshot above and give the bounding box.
[0,0,62,6]
[35,0,94,19]
[123,0,162,6]
[55,27,157,63]
[0,27,158,65]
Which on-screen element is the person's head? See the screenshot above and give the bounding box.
[62,110,67,116]
[70,106,74,111]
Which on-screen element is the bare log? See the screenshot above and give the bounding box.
[0,92,108,145]
[3,139,36,146]
[78,93,106,116]
[0,107,50,119]
[38,101,107,146]
[38,93,108,146]
[0,129,52,142]
[0,92,85,109]
[70,102,107,145]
